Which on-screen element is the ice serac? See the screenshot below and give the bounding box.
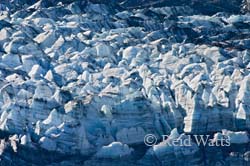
[96,142,133,158]
[213,130,249,144]
[236,76,250,130]
[139,128,201,165]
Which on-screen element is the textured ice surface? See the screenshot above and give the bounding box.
[0,0,250,165]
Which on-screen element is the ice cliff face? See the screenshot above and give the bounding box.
[0,0,250,165]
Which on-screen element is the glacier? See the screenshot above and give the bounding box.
[0,0,250,165]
